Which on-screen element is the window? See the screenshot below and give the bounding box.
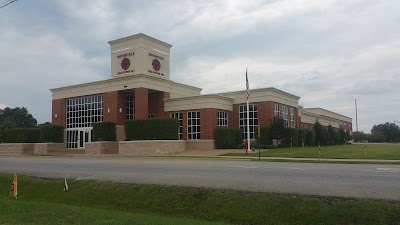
[282,106,288,127]
[126,94,134,120]
[66,95,103,129]
[171,112,183,140]
[274,104,280,117]
[217,111,228,127]
[290,107,295,128]
[187,111,200,140]
[66,95,102,149]
[239,104,258,139]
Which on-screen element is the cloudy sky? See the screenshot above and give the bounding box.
[0,0,399,132]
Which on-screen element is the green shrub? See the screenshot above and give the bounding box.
[125,119,179,140]
[214,128,243,149]
[281,128,299,146]
[4,128,40,143]
[298,129,307,146]
[93,122,116,141]
[305,130,316,146]
[257,126,271,145]
[40,125,64,143]
[259,144,275,149]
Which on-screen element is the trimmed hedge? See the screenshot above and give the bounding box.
[40,125,64,143]
[93,122,116,141]
[125,118,179,140]
[214,128,242,149]
[4,128,40,143]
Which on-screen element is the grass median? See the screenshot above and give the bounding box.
[221,144,400,160]
[0,174,399,225]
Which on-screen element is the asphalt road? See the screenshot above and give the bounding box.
[0,156,399,201]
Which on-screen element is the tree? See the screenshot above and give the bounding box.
[327,125,338,145]
[270,117,285,140]
[38,122,52,127]
[298,129,307,146]
[0,117,17,142]
[0,107,38,142]
[353,131,367,142]
[0,107,37,128]
[314,120,328,145]
[371,122,400,142]
[339,128,350,144]
[305,130,315,146]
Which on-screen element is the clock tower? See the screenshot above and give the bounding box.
[108,33,172,80]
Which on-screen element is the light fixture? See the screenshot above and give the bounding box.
[119,108,122,113]
[55,114,58,118]
[107,108,110,114]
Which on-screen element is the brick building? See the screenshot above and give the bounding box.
[50,33,352,149]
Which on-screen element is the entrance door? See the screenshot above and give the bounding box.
[78,130,85,148]
[66,128,92,149]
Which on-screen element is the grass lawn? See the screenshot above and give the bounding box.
[0,174,399,225]
[221,144,400,160]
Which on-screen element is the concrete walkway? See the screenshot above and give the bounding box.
[172,149,400,163]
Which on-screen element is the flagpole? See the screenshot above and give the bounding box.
[246,68,251,154]
[247,96,250,153]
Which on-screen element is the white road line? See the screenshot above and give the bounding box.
[376,168,399,172]
[235,166,258,169]
[288,167,305,171]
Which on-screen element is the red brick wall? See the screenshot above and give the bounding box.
[339,122,353,132]
[116,91,126,125]
[52,99,66,128]
[201,108,218,140]
[298,115,302,129]
[135,88,148,119]
[148,91,170,119]
[231,101,275,128]
[172,109,218,140]
[230,105,239,129]
[148,92,158,118]
[301,123,314,130]
[258,102,268,126]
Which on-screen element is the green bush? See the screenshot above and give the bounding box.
[259,144,275,149]
[125,119,179,140]
[40,125,64,143]
[4,128,40,143]
[214,128,243,149]
[298,129,307,146]
[281,128,299,146]
[257,126,271,145]
[93,122,116,141]
[305,130,315,146]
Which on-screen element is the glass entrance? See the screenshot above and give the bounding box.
[66,128,92,149]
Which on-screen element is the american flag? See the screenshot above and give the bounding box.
[246,68,250,100]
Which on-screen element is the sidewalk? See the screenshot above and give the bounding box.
[172,149,400,163]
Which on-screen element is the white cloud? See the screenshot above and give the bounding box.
[0,0,399,132]
[0,28,108,123]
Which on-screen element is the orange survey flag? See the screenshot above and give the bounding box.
[10,173,17,199]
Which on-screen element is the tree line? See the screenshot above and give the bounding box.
[258,118,351,147]
[0,107,44,142]
[353,122,400,143]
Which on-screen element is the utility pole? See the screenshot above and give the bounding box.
[355,99,358,132]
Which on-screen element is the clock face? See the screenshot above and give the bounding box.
[121,58,131,70]
[152,59,161,71]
